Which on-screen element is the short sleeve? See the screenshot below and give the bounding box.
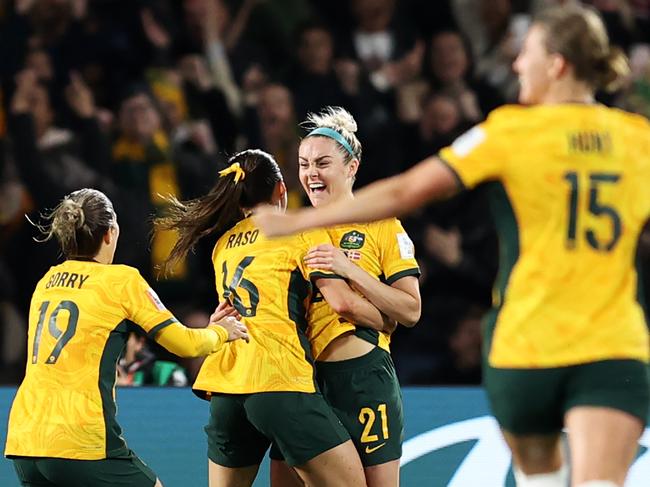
[298,229,343,281]
[438,108,511,189]
[122,270,178,337]
[377,220,421,285]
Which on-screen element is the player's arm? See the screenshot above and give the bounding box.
[154,319,248,357]
[143,301,249,358]
[255,157,460,236]
[154,322,227,358]
[340,269,420,327]
[315,277,395,333]
[306,245,421,327]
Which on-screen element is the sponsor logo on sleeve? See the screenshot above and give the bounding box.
[396,233,415,259]
[146,288,166,311]
[451,126,486,157]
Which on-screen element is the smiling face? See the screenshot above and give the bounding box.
[298,136,358,207]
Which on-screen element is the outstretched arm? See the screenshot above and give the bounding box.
[254,157,460,236]
[153,302,249,357]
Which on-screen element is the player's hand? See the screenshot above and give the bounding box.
[209,300,241,323]
[381,316,398,334]
[211,317,249,343]
[304,244,353,278]
[65,71,95,118]
[11,69,38,114]
[140,8,171,49]
[253,205,299,237]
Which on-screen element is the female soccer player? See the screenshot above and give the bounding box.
[270,107,421,487]
[156,149,392,487]
[256,5,650,487]
[4,188,249,487]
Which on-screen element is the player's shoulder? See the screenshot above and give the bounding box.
[107,263,140,277]
[103,264,144,287]
[447,105,528,155]
[484,104,531,128]
[369,217,403,234]
[610,106,650,133]
[299,227,331,245]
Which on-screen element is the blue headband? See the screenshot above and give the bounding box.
[306,127,355,157]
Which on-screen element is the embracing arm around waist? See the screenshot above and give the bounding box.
[153,322,229,358]
[316,277,394,333]
[345,269,421,327]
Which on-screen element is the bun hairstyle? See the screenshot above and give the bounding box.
[303,106,362,163]
[535,4,629,92]
[156,149,283,274]
[30,188,116,258]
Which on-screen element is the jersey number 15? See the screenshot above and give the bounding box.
[563,171,622,252]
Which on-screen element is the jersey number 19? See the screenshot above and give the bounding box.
[32,300,79,364]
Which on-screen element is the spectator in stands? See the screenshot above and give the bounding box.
[7,69,114,311]
[431,305,484,385]
[401,92,472,168]
[428,30,504,121]
[287,22,356,121]
[244,83,303,207]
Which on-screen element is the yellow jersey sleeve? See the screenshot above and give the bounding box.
[155,322,227,357]
[377,219,421,284]
[439,106,514,189]
[121,269,178,337]
[298,228,343,281]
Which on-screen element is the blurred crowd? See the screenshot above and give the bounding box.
[1,0,649,386]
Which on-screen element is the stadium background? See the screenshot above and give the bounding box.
[0,0,649,483]
[1,387,650,486]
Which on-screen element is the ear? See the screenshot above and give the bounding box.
[348,158,360,179]
[277,180,288,210]
[548,53,568,80]
[103,226,115,245]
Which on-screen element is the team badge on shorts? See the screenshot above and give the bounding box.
[340,230,365,250]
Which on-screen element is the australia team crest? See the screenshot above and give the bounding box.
[340,230,365,250]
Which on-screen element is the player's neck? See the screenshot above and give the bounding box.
[328,192,355,206]
[542,79,595,105]
[94,246,113,265]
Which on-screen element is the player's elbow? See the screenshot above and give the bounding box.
[400,314,419,328]
[327,294,354,317]
[401,302,421,327]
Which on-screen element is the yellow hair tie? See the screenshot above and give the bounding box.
[218,162,246,184]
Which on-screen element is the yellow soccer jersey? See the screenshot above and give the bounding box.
[439,104,650,368]
[5,260,180,460]
[308,219,420,359]
[193,217,335,395]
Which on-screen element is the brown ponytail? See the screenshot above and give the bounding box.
[30,188,116,258]
[155,149,283,274]
[596,46,630,92]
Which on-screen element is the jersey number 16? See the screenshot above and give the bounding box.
[222,257,260,317]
